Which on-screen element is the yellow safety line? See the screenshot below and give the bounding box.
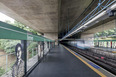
[63,46,107,77]
[112,51,116,53]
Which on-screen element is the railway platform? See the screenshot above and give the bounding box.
[28,45,115,77]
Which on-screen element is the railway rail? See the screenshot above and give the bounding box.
[64,44,116,75]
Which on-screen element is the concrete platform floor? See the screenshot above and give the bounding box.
[28,45,100,77]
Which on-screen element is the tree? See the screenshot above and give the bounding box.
[0,39,20,53]
[5,20,41,35]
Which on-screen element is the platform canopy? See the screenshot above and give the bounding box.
[0,21,53,42]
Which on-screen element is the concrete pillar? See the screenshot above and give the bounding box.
[44,32,58,45]
[81,33,94,40]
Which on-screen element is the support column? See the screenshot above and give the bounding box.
[21,40,27,75]
[44,32,58,45]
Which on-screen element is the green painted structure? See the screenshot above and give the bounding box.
[0,21,53,42]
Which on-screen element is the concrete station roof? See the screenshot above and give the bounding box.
[0,0,58,33]
[0,0,93,34]
[59,0,93,35]
[0,0,112,40]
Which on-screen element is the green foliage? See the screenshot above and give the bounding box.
[5,20,41,35]
[27,42,38,58]
[27,42,38,53]
[0,39,20,53]
[94,28,116,38]
[0,67,5,76]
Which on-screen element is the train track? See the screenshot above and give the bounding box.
[65,44,116,75]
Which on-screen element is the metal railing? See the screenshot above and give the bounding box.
[0,52,16,76]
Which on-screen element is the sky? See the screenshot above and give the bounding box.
[0,12,41,35]
[0,12,15,23]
